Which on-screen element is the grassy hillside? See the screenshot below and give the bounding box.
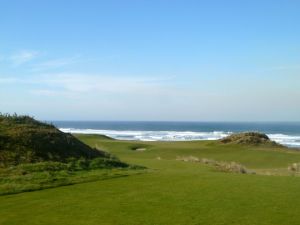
[1,134,300,224]
[0,114,109,166]
[0,114,141,195]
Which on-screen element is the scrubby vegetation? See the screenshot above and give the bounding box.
[220,132,281,146]
[176,156,254,174]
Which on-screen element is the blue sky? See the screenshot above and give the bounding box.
[0,0,299,121]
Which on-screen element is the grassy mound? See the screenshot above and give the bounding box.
[220,132,281,146]
[0,114,113,166]
[0,114,145,195]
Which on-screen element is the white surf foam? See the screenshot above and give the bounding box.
[267,134,300,147]
[59,128,231,141]
[59,128,300,148]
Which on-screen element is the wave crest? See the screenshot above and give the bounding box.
[59,128,300,148]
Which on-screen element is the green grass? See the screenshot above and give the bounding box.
[2,134,300,225]
[0,158,142,195]
[78,134,300,169]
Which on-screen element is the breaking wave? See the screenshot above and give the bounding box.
[60,128,300,148]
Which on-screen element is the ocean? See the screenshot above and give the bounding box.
[53,121,300,148]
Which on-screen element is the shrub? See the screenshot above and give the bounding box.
[75,158,89,170]
[89,158,107,169]
[17,162,69,172]
[97,158,129,169]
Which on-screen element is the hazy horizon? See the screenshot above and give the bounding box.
[1,0,299,121]
[48,120,300,123]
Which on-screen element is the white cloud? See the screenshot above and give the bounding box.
[0,73,174,97]
[31,55,81,71]
[29,89,63,97]
[10,50,39,65]
[32,73,173,94]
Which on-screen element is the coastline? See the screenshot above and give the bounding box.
[59,128,300,148]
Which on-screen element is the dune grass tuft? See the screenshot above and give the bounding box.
[177,156,255,174]
[288,163,300,172]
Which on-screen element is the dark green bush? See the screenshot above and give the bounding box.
[75,158,90,170]
[89,158,129,169]
[17,162,69,172]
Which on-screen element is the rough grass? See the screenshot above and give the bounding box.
[2,135,300,224]
[0,114,109,166]
[177,156,254,174]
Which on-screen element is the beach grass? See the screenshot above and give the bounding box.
[2,134,300,224]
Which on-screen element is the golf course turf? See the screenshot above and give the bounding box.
[1,134,300,225]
